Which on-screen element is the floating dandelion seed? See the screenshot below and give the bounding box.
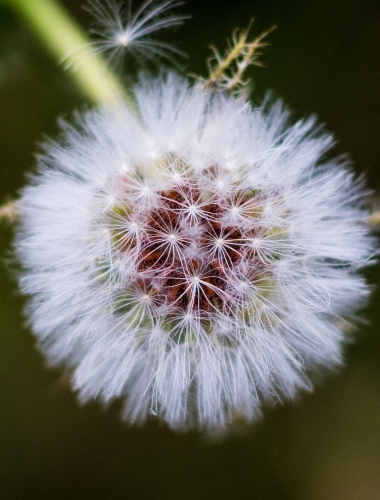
[85,0,189,68]
[15,73,375,430]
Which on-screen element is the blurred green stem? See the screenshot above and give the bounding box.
[1,0,133,107]
[0,200,16,223]
[369,211,380,226]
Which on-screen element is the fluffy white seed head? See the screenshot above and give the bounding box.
[16,73,375,430]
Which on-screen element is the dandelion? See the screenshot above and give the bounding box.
[85,0,189,68]
[15,72,374,430]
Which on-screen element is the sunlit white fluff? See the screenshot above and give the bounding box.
[86,0,188,67]
[16,73,374,430]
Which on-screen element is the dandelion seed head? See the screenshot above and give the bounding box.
[16,73,375,430]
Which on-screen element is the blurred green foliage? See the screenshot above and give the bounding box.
[1,1,380,499]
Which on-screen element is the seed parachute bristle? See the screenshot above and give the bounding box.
[85,0,189,68]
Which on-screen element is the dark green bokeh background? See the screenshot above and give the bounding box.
[1,0,380,498]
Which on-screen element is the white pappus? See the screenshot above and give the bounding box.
[85,0,189,67]
[16,73,375,430]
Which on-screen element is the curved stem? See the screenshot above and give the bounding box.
[2,0,134,108]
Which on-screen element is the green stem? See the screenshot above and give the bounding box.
[2,0,134,108]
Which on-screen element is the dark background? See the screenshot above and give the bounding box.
[1,0,380,498]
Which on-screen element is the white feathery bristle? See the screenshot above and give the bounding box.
[86,0,189,68]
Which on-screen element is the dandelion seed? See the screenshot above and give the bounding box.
[85,0,189,69]
[16,73,375,430]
